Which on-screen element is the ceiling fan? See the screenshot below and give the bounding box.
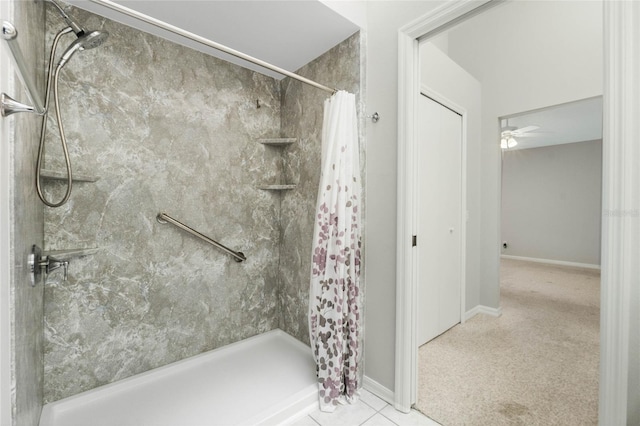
[500,123,541,149]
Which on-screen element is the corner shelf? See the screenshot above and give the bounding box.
[258,138,297,191]
[259,138,297,146]
[40,169,99,182]
[257,184,297,191]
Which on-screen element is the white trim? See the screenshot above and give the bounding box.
[0,1,14,424]
[395,0,493,413]
[394,25,418,415]
[396,0,634,423]
[500,255,601,271]
[363,375,394,406]
[599,1,638,424]
[399,0,498,42]
[465,305,502,321]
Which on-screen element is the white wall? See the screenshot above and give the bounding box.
[420,42,482,312]
[363,0,444,394]
[320,1,367,29]
[501,140,602,266]
[445,0,603,307]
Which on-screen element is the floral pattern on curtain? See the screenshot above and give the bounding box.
[309,90,362,412]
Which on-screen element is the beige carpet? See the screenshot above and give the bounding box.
[416,259,600,425]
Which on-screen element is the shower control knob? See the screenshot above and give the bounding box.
[28,244,70,285]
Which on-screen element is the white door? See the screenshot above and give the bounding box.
[417,94,463,346]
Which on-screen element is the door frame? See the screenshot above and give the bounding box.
[395,0,493,411]
[395,1,637,424]
[416,88,467,343]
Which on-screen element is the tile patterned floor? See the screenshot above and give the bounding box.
[289,390,441,426]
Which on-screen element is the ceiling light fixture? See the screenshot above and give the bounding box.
[500,136,517,149]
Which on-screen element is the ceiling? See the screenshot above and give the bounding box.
[67,0,361,80]
[501,96,603,151]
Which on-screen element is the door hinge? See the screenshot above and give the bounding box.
[412,235,417,247]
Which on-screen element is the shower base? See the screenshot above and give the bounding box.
[39,329,318,426]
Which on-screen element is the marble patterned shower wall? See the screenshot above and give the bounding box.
[278,32,363,345]
[10,1,46,425]
[42,6,283,402]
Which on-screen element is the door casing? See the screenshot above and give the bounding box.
[395,1,636,425]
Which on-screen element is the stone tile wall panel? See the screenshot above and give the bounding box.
[10,2,46,425]
[43,6,282,402]
[278,33,362,344]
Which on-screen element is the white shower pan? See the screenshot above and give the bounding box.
[39,329,318,426]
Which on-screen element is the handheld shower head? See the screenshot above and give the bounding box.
[57,30,109,68]
[38,10,110,208]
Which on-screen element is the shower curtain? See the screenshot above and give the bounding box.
[309,90,362,412]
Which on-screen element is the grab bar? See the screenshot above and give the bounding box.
[156,212,246,263]
[1,21,46,116]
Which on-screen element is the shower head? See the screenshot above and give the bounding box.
[57,30,109,68]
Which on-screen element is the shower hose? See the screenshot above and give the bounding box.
[36,26,75,207]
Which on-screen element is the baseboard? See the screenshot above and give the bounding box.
[465,305,502,321]
[363,375,394,405]
[500,255,601,270]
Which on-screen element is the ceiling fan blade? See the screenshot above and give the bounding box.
[514,125,540,134]
[515,129,552,137]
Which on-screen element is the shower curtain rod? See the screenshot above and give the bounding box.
[89,0,338,94]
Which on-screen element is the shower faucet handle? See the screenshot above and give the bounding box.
[45,256,69,281]
[29,245,70,285]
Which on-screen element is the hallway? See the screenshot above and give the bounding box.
[416,259,600,425]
